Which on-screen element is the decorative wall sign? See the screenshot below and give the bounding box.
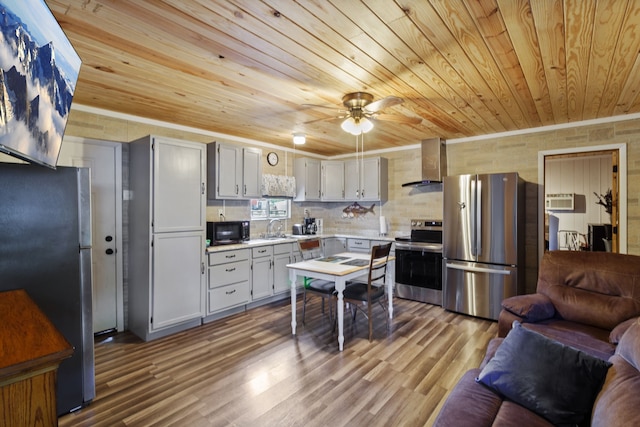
[342,202,375,218]
[0,0,82,168]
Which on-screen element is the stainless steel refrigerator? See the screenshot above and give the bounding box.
[443,172,524,320]
[0,163,95,415]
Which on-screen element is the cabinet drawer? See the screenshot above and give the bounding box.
[273,242,292,255]
[208,281,250,313]
[347,238,370,252]
[209,259,250,288]
[252,245,273,258]
[208,248,250,266]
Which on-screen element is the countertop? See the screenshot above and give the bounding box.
[205,233,397,253]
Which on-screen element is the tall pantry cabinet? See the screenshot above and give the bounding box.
[128,135,207,341]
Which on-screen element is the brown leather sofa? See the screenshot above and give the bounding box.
[433,251,640,426]
[498,251,640,359]
[434,317,640,426]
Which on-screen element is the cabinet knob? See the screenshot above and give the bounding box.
[106,248,114,255]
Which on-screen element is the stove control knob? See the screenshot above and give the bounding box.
[411,220,417,226]
[415,220,422,227]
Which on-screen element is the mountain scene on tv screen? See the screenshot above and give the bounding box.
[0,4,78,165]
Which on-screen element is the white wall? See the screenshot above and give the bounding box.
[545,155,612,250]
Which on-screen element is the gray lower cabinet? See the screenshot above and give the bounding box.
[252,243,294,298]
[251,245,274,299]
[322,237,346,256]
[207,249,251,314]
[273,243,293,293]
[347,238,370,253]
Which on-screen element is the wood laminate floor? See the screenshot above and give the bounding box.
[59,297,498,427]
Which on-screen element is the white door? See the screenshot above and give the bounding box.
[58,138,122,334]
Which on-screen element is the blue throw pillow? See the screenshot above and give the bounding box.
[476,321,611,426]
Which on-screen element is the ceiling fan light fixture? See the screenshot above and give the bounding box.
[292,132,306,145]
[341,117,373,135]
[360,117,374,133]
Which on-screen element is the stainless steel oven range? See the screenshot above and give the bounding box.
[394,219,443,305]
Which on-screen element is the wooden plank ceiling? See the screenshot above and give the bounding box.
[46,0,640,156]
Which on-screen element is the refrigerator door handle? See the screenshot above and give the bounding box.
[476,179,482,256]
[446,262,511,275]
[470,179,477,256]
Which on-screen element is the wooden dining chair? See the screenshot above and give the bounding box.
[343,242,393,341]
[298,238,337,324]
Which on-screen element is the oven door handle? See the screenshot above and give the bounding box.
[445,263,511,275]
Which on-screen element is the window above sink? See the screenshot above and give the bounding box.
[250,198,291,221]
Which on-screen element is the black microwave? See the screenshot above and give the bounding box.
[207,221,250,245]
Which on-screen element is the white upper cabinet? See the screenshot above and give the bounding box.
[208,142,262,200]
[360,157,388,202]
[242,147,262,198]
[321,160,345,201]
[153,138,207,232]
[338,157,389,202]
[294,157,321,201]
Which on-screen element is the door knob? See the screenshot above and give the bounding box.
[106,248,114,255]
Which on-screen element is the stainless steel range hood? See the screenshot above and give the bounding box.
[402,137,447,187]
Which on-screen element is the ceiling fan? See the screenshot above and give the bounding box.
[303,92,421,135]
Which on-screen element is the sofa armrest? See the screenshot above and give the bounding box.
[610,317,640,345]
[479,338,504,369]
[498,310,522,337]
[502,293,555,321]
[497,294,556,338]
[432,369,502,427]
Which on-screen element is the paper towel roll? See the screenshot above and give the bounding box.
[379,216,388,235]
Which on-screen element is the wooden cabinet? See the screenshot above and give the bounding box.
[251,245,274,300]
[0,290,73,427]
[321,160,345,200]
[129,135,206,341]
[294,157,321,201]
[208,142,262,200]
[207,249,251,314]
[344,157,388,201]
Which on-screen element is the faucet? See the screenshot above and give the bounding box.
[267,219,283,237]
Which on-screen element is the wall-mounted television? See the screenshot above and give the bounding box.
[0,0,81,169]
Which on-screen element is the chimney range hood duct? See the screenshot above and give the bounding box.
[402,138,447,187]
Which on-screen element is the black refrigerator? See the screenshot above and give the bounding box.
[0,162,95,415]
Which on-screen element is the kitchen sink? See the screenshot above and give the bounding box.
[246,237,288,245]
[245,235,313,245]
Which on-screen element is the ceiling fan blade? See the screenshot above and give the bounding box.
[364,96,404,113]
[301,103,348,113]
[372,113,421,125]
[303,115,346,125]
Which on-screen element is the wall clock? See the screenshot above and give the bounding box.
[267,152,279,166]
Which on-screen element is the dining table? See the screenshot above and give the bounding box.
[287,252,395,351]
